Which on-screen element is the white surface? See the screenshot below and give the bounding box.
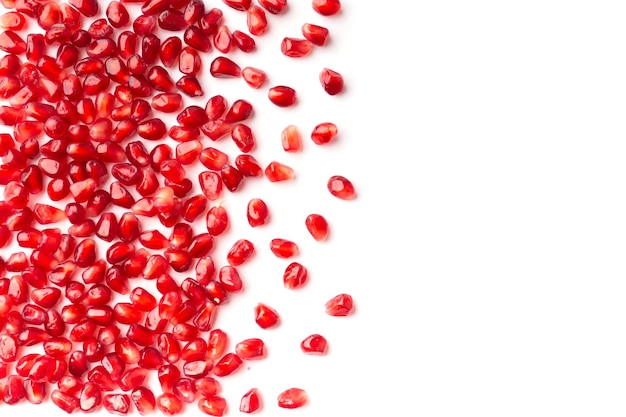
[3,0,626,416]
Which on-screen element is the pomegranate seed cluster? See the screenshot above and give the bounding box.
[0,0,355,414]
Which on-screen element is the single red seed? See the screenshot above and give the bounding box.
[235,154,262,177]
[232,30,255,52]
[226,239,254,266]
[327,175,356,199]
[236,338,265,359]
[224,99,253,123]
[51,389,80,413]
[103,393,131,415]
[325,293,354,316]
[132,387,156,415]
[221,164,243,191]
[305,213,329,241]
[259,0,286,14]
[184,26,211,52]
[320,68,344,95]
[247,198,269,227]
[254,303,279,329]
[152,92,183,113]
[160,36,182,67]
[311,122,338,144]
[241,67,267,89]
[213,352,242,377]
[264,161,294,182]
[176,75,204,97]
[213,25,231,53]
[159,10,188,31]
[247,6,268,36]
[268,85,297,107]
[283,262,308,289]
[199,171,223,201]
[277,388,308,409]
[301,334,328,355]
[222,0,251,11]
[270,238,298,258]
[157,393,184,415]
[198,396,227,416]
[210,56,241,78]
[281,125,302,152]
[280,37,312,58]
[184,0,205,24]
[0,12,25,30]
[239,388,262,413]
[302,23,329,46]
[231,124,255,152]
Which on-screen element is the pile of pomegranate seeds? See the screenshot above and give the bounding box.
[0,0,356,414]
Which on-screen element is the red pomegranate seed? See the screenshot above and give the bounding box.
[280,37,312,58]
[277,388,307,409]
[157,393,184,415]
[259,0,286,14]
[224,99,253,123]
[247,6,268,36]
[301,334,328,355]
[178,46,201,75]
[0,12,25,30]
[232,30,255,52]
[132,387,156,415]
[254,303,279,329]
[173,378,196,403]
[235,154,262,177]
[213,25,231,53]
[103,393,131,415]
[236,338,265,359]
[268,85,296,107]
[177,75,204,97]
[320,68,344,95]
[247,198,269,227]
[198,396,227,416]
[210,56,240,78]
[327,175,356,199]
[152,92,183,113]
[311,122,338,144]
[305,213,329,241]
[0,30,26,54]
[239,388,261,413]
[270,238,299,258]
[184,0,205,24]
[264,161,294,182]
[213,352,242,377]
[160,36,182,67]
[51,389,80,413]
[222,0,250,11]
[206,205,228,236]
[325,293,354,316]
[241,66,267,89]
[226,239,254,266]
[302,23,329,46]
[281,125,302,152]
[283,262,308,289]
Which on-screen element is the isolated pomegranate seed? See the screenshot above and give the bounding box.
[312,0,341,15]
[311,122,338,144]
[157,393,184,415]
[247,198,269,227]
[239,388,262,413]
[280,37,312,58]
[264,161,294,182]
[320,68,344,95]
[270,238,299,258]
[232,30,255,52]
[247,6,268,36]
[283,262,308,289]
[301,334,328,355]
[226,239,254,266]
[281,125,302,152]
[254,303,279,329]
[236,338,265,359]
[302,23,329,46]
[325,293,354,316]
[222,0,251,11]
[210,56,241,78]
[327,175,356,199]
[268,85,296,107]
[241,67,267,89]
[277,388,308,409]
[305,213,329,241]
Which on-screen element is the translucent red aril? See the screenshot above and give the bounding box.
[259,0,286,14]
[132,387,156,415]
[312,0,341,15]
[103,393,131,415]
[222,0,251,11]
[213,352,242,377]
[236,338,265,359]
[247,6,268,36]
[283,262,308,289]
[239,388,261,413]
[268,85,296,107]
[311,122,338,144]
[51,389,80,413]
[224,99,253,123]
[0,12,25,30]
[302,23,329,46]
[320,68,344,95]
[327,175,356,199]
[198,396,227,416]
[213,25,231,53]
[157,393,184,415]
[206,205,228,235]
[226,239,254,266]
[254,303,279,329]
[235,154,262,177]
[301,334,328,355]
[210,56,240,78]
[247,198,269,227]
[270,238,299,258]
[232,30,255,52]
[241,67,267,89]
[152,93,183,113]
[277,388,308,409]
[325,293,354,316]
[280,37,312,58]
[264,161,294,182]
[305,213,329,241]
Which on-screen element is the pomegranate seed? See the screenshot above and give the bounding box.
[210,56,241,78]
[0,30,26,54]
[80,382,102,412]
[226,239,254,266]
[277,388,308,409]
[179,47,201,75]
[221,164,243,191]
[305,213,329,241]
[280,37,312,58]
[198,396,227,416]
[159,10,188,31]
[247,6,268,36]
[325,293,354,316]
[51,389,80,413]
[222,0,251,11]
[283,262,308,289]
[241,67,267,89]
[301,334,328,355]
[236,338,265,359]
[184,26,211,52]
[311,122,338,144]
[302,23,329,45]
[281,125,302,152]
[239,388,261,413]
[259,0,286,14]
[247,198,269,227]
[231,124,255,152]
[132,387,156,415]
[268,85,297,107]
[199,171,223,201]
[0,12,25,30]
[270,238,299,258]
[254,303,279,329]
[232,30,255,52]
[161,36,182,67]
[176,75,204,97]
[184,0,205,24]
[235,154,262,177]
[157,393,184,415]
[264,161,294,182]
[327,175,356,199]
[320,68,344,95]
[103,393,131,415]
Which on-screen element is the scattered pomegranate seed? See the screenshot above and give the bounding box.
[282,125,303,152]
[280,37,313,58]
[236,338,265,359]
[312,0,341,16]
[264,161,294,182]
[198,396,227,416]
[311,122,338,144]
[254,303,280,329]
[241,67,267,89]
[283,262,308,289]
[325,293,354,316]
[270,238,299,258]
[268,85,297,107]
[277,388,308,409]
[305,213,330,241]
[302,23,329,46]
[301,334,328,355]
[239,388,262,413]
[327,175,356,199]
[247,198,269,227]
[320,68,344,95]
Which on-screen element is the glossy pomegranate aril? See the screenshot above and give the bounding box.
[235,154,262,177]
[222,0,250,11]
[157,393,184,415]
[270,238,298,258]
[132,387,156,415]
[236,338,265,360]
[302,23,329,45]
[254,303,279,329]
[212,352,242,377]
[247,6,268,36]
[103,393,131,415]
[320,67,344,95]
[283,262,308,289]
[198,396,227,416]
[277,388,307,409]
[311,122,338,144]
[264,161,294,182]
[280,37,312,58]
[239,388,261,413]
[268,85,296,107]
[247,198,269,227]
[210,56,240,78]
[51,389,80,413]
[325,293,354,316]
[301,334,328,355]
[281,125,302,152]
[327,175,356,199]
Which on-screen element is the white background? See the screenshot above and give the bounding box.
[3,0,626,416]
